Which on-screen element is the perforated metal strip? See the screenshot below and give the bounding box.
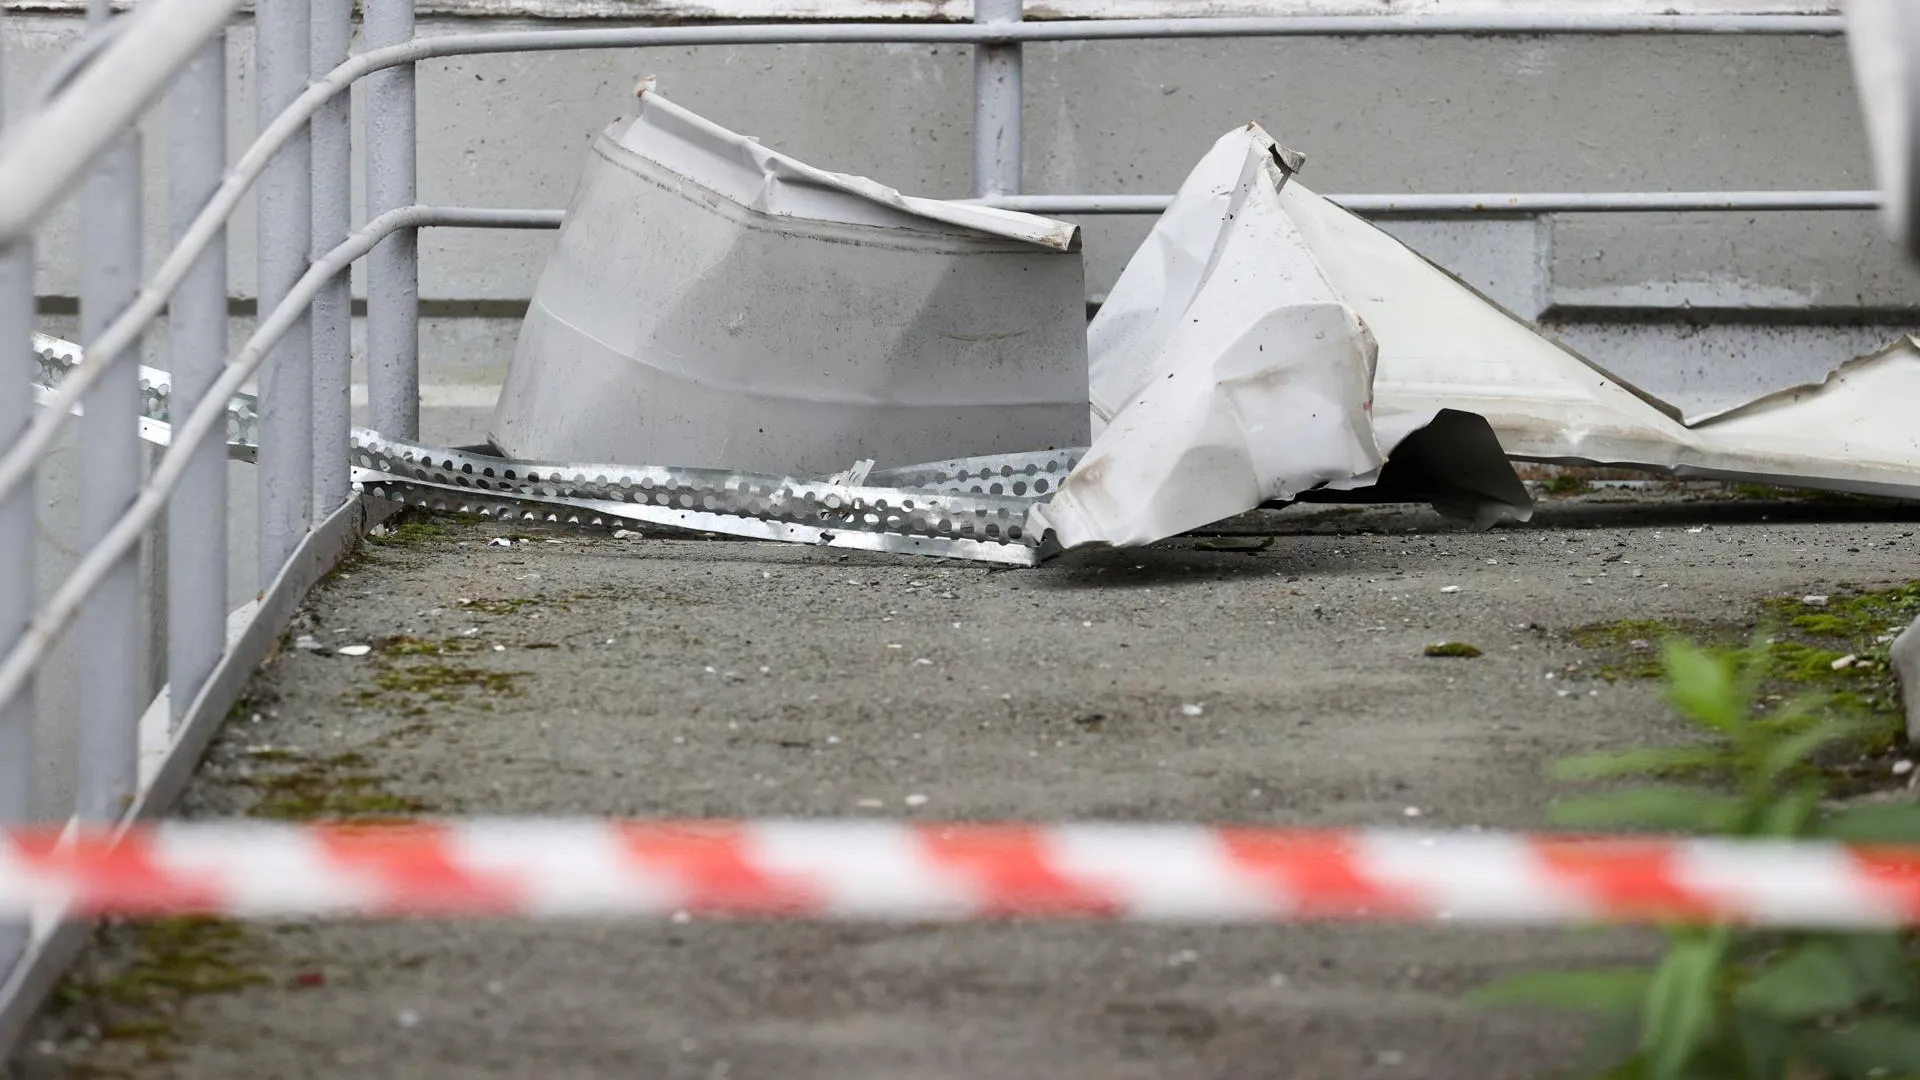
[31,333,1065,565]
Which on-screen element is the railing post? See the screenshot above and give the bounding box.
[76,0,144,824]
[165,34,227,729]
[365,0,419,440]
[972,0,1023,199]
[311,0,352,513]
[256,0,313,584]
[0,15,34,971]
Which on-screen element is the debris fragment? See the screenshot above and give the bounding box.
[1277,177,1920,500]
[1832,654,1859,671]
[487,537,511,547]
[335,644,372,657]
[293,634,325,653]
[1179,703,1205,718]
[491,90,1087,476]
[1440,585,1460,594]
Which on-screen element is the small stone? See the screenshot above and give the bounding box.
[1803,595,1830,607]
[612,529,641,539]
[1833,654,1858,671]
[1180,703,1205,717]
[493,644,506,652]
[1687,527,1705,534]
[397,1009,421,1028]
[1377,1050,1407,1067]
[1168,949,1199,967]
[485,980,505,995]
[1267,973,1289,988]
[1402,807,1422,818]
[671,910,691,924]
[293,634,325,653]
[487,537,511,547]
[1440,585,1460,594]
[1895,760,1914,776]
[334,644,371,657]
[912,657,933,666]
[904,793,929,807]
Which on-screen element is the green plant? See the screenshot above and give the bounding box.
[1477,636,1920,1080]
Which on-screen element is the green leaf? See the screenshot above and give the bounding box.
[1751,786,1821,839]
[1820,804,1920,844]
[1548,788,1747,832]
[1823,932,1920,1004]
[1552,747,1729,782]
[1471,968,1655,1013]
[1734,940,1872,1020]
[1641,934,1727,1080]
[1727,1008,1790,1080]
[1757,716,1880,785]
[1664,640,1747,734]
[1796,1016,1920,1079]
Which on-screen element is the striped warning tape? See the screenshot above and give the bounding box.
[3,820,1919,927]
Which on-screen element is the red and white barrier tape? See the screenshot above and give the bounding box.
[3,820,1919,926]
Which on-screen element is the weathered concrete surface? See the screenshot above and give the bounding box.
[11,491,1920,1079]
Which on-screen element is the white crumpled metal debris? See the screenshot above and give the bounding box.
[1031,123,1530,550]
[1274,179,1920,501]
[1031,124,1381,549]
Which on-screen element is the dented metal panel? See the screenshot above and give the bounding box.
[489,90,1089,478]
[1276,179,1920,501]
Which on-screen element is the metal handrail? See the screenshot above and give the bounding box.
[0,0,241,244]
[0,8,1848,251]
[0,206,550,717]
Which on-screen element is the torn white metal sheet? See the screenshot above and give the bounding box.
[489,89,1089,477]
[1031,123,1532,549]
[1275,180,1920,500]
[1030,124,1383,549]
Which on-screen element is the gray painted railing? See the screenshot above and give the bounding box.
[0,0,1867,1056]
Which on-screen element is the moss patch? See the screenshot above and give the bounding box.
[46,916,275,1070]
[458,597,534,616]
[238,749,429,821]
[1542,475,1594,497]
[1563,581,1920,792]
[1564,618,1740,681]
[374,662,520,700]
[1423,642,1483,658]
